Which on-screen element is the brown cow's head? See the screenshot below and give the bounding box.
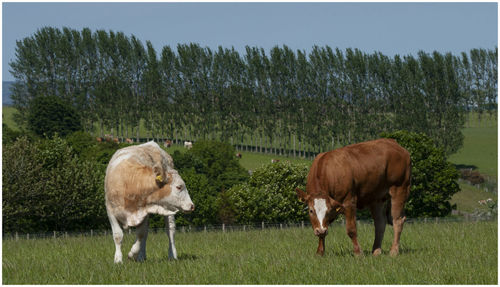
[296,188,344,237]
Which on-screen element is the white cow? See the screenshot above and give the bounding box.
[184,141,193,149]
[105,141,194,263]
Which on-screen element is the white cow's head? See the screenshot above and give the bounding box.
[164,170,194,213]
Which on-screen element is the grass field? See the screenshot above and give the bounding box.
[2,220,496,284]
[448,126,498,178]
[2,106,20,131]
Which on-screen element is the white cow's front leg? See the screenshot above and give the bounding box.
[128,216,149,262]
[165,215,178,260]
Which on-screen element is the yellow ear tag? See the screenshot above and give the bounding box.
[336,207,341,212]
[156,175,163,182]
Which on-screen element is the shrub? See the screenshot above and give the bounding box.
[27,95,82,138]
[66,131,130,166]
[2,136,107,233]
[226,161,309,224]
[167,140,249,226]
[2,123,23,145]
[459,169,485,185]
[381,130,460,217]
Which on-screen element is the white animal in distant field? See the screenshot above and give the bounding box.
[105,141,194,263]
[184,141,193,149]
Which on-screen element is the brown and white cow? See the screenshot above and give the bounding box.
[105,141,194,263]
[296,138,411,257]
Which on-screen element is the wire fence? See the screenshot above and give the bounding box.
[3,215,496,241]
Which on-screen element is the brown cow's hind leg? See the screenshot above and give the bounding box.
[389,185,409,256]
[369,201,386,256]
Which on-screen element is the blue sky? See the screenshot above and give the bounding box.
[2,2,498,81]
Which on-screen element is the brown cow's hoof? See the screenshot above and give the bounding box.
[372,248,382,256]
[390,249,399,257]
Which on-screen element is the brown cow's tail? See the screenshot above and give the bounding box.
[385,200,393,226]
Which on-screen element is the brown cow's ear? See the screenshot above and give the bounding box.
[296,188,309,202]
[329,197,344,213]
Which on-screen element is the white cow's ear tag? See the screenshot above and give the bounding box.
[156,175,163,182]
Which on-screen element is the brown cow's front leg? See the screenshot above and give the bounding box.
[316,236,325,256]
[344,205,362,256]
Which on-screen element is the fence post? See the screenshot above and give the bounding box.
[27,233,29,240]
[280,223,282,230]
[53,231,56,239]
[15,232,18,241]
[204,225,207,233]
[222,224,225,233]
[301,221,304,229]
[435,217,439,224]
[91,229,93,237]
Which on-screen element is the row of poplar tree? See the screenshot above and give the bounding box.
[9,27,497,155]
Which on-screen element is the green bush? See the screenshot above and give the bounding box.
[27,95,82,138]
[381,130,460,217]
[165,140,248,226]
[2,123,24,145]
[66,131,132,167]
[2,136,107,233]
[226,161,309,224]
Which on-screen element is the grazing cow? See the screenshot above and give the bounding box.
[125,138,134,144]
[105,141,195,263]
[96,137,103,143]
[164,140,172,148]
[271,159,280,163]
[113,138,120,143]
[184,141,193,149]
[296,138,411,257]
[235,153,242,158]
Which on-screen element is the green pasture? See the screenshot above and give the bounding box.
[2,220,496,284]
[448,126,497,178]
[451,182,496,213]
[2,106,20,131]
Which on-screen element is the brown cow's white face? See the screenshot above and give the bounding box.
[296,188,344,237]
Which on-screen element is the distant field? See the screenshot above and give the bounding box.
[2,106,20,131]
[448,125,497,178]
[451,182,496,213]
[2,221,496,284]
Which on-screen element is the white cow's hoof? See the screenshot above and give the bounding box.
[128,251,137,260]
[114,252,123,264]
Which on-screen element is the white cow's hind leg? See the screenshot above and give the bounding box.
[165,215,178,260]
[108,213,124,264]
[128,216,149,262]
